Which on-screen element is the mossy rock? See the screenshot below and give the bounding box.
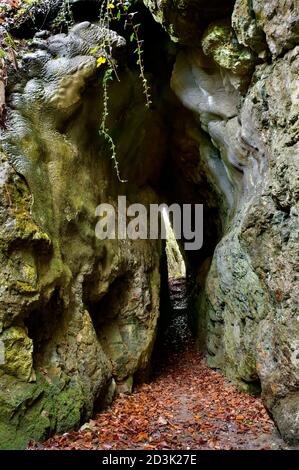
[202,21,256,76]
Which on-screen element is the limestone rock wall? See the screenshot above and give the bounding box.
[0,21,164,448]
[145,0,299,443]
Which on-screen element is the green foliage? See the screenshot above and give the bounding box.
[112,1,152,108]
[51,0,73,32]
[100,67,128,183]
[0,28,18,125]
[0,0,39,29]
[0,29,17,58]
[1,0,152,182]
[130,22,152,108]
[89,0,152,183]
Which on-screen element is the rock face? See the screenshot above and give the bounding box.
[0,21,164,448]
[143,0,235,45]
[250,0,299,56]
[164,0,299,443]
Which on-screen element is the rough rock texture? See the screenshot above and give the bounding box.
[251,0,299,57]
[143,0,235,45]
[231,0,268,54]
[164,0,299,444]
[232,0,299,57]
[201,21,256,92]
[0,21,164,448]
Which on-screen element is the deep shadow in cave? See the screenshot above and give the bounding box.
[25,287,65,369]
[152,213,196,377]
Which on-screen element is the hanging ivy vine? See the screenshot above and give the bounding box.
[0,0,151,181]
[91,0,152,183]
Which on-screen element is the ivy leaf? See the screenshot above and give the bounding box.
[5,31,16,50]
[89,46,98,55]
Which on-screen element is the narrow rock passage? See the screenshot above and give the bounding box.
[31,281,287,451]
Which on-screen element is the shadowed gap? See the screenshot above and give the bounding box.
[152,211,194,374]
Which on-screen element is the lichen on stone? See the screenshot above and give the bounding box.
[202,21,256,77]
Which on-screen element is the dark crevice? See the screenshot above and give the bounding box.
[25,287,65,369]
[153,230,196,373]
[84,273,130,332]
[240,378,262,396]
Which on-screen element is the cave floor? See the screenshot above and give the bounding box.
[31,310,288,451]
